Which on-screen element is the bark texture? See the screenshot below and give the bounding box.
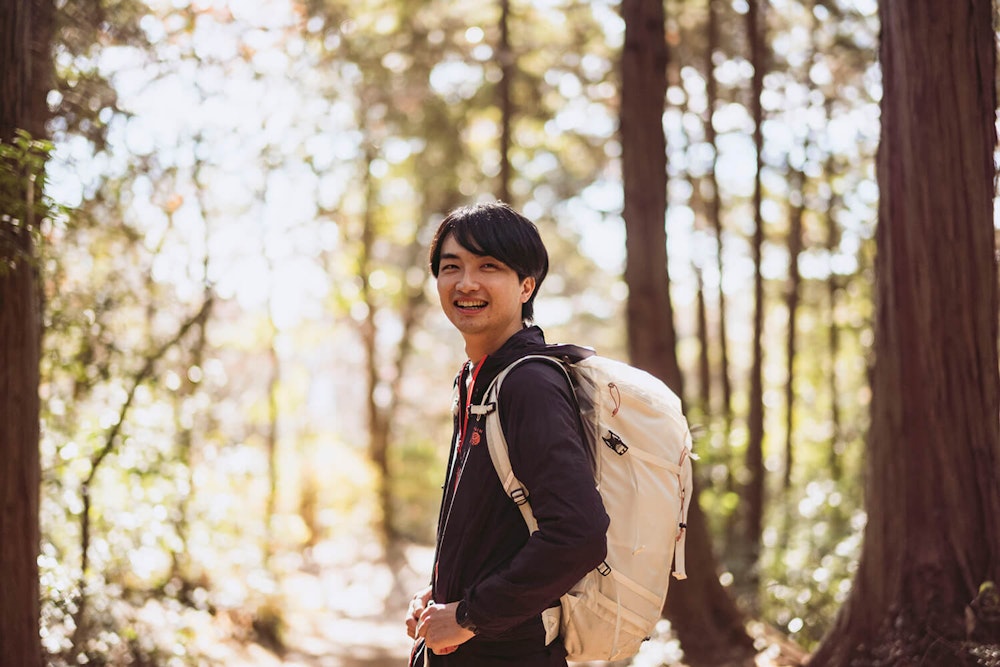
[620,0,682,394]
[810,1,1000,663]
[0,1,52,665]
[620,1,754,664]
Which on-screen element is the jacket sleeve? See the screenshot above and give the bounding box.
[463,361,609,636]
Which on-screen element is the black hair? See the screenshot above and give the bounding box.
[429,201,549,323]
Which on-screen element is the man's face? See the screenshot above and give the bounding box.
[436,233,535,355]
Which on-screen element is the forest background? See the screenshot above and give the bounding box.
[0,0,997,666]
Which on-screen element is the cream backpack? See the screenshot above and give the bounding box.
[471,352,694,662]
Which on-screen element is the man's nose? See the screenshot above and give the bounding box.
[456,270,479,291]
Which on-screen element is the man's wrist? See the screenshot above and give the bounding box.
[455,599,478,635]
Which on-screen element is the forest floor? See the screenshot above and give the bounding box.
[192,535,808,667]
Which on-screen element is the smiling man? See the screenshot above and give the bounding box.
[405,202,609,666]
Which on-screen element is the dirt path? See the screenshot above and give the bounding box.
[190,537,806,667]
[191,539,433,666]
[278,540,433,667]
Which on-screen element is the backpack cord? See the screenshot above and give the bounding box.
[672,447,692,580]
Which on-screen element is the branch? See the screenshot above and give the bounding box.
[71,294,213,648]
[83,295,213,486]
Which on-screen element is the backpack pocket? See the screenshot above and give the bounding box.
[559,570,655,662]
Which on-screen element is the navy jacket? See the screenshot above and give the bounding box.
[419,327,609,665]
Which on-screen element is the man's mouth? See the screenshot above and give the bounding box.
[455,299,487,311]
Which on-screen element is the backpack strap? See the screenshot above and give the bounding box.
[471,355,572,647]
[470,355,573,536]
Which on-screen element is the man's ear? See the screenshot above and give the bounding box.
[520,276,536,303]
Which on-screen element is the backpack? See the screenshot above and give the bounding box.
[471,351,694,662]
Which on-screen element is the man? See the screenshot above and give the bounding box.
[405,202,609,666]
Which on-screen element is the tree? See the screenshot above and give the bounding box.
[620,0,754,664]
[809,1,1000,663]
[782,156,806,493]
[497,0,513,203]
[703,0,733,432]
[620,2,681,392]
[0,1,54,665]
[741,0,767,588]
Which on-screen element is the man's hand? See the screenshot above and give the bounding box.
[416,601,476,655]
[405,586,434,639]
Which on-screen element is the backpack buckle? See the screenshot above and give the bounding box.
[602,430,628,455]
[468,403,496,418]
[510,487,529,505]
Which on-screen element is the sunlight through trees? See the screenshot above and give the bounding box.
[1,0,996,665]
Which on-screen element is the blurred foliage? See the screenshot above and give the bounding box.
[33,0,889,663]
[0,130,58,272]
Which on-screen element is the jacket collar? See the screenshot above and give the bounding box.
[477,326,548,380]
[472,326,594,389]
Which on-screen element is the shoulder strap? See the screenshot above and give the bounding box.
[470,355,573,535]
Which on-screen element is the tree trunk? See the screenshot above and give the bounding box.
[0,1,52,664]
[695,265,711,415]
[620,0,681,394]
[264,315,280,562]
[620,1,753,664]
[497,0,512,204]
[741,0,766,589]
[0,188,43,667]
[172,158,214,579]
[704,0,732,430]
[778,161,806,552]
[704,0,739,556]
[782,163,805,491]
[822,145,843,482]
[359,142,394,547]
[170,316,206,583]
[810,1,1000,662]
